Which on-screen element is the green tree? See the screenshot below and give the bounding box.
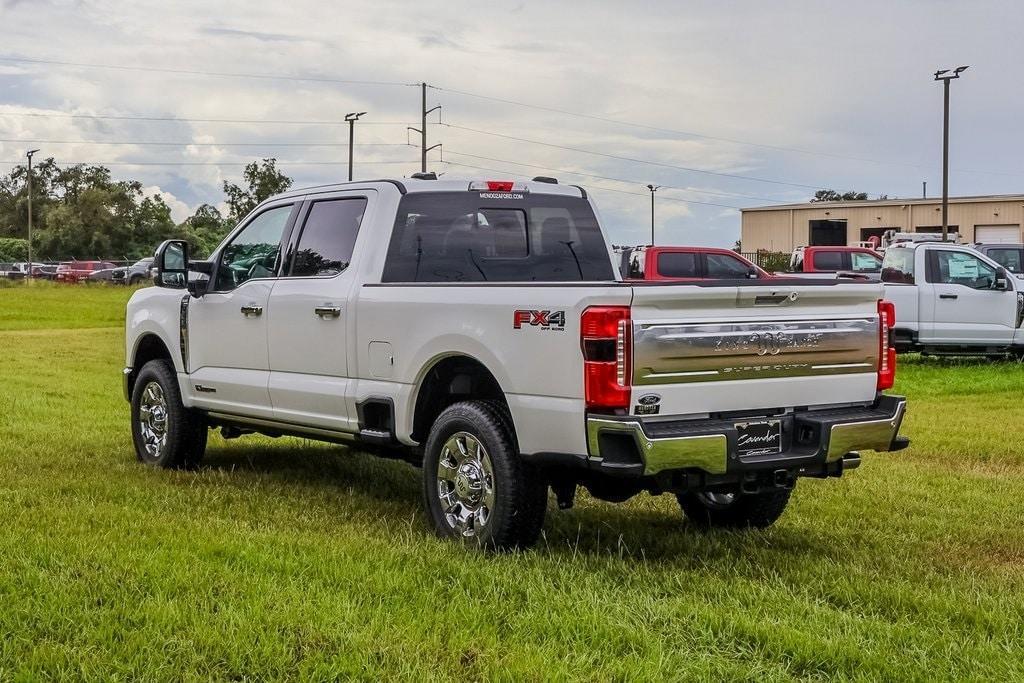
[0,237,28,261]
[222,158,292,223]
[811,189,870,202]
[182,204,231,257]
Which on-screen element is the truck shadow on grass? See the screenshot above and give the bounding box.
[200,439,832,563]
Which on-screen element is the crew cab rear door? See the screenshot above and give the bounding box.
[629,281,882,417]
[266,191,371,432]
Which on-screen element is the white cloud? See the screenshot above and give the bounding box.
[142,185,191,223]
[0,0,1020,247]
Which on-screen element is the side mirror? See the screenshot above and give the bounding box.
[994,267,1010,291]
[153,239,188,289]
[747,267,759,279]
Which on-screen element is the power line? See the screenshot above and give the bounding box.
[0,159,420,167]
[0,138,411,147]
[429,83,953,172]
[441,122,827,190]
[443,150,782,202]
[0,111,417,126]
[442,160,742,210]
[0,55,417,87]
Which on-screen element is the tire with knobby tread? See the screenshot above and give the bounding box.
[130,359,207,469]
[422,400,547,550]
[677,486,793,530]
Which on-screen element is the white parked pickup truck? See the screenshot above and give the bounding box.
[123,177,908,550]
[881,241,1024,357]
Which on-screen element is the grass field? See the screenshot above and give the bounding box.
[1,284,1022,680]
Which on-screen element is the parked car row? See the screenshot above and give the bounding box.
[2,258,153,284]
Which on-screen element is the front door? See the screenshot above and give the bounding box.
[922,249,1015,346]
[187,202,298,418]
[267,194,370,432]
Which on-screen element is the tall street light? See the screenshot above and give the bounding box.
[647,184,661,245]
[26,149,39,277]
[345,112,366,181]
[934,65,968,242]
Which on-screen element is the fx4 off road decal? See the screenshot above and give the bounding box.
[513,309,566,331]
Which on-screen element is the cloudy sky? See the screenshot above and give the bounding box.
[0,0,1021,248]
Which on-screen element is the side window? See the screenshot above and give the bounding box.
[706,253,752,279]
[933,251,996,289]
[290,198,368,277]
[881,249,915,284]
[657,252,699,278]
[626,250,645,278]
[214,205,292,291]
[988,248,1023,274]
[851,252,882,272]
[811,250,845,271]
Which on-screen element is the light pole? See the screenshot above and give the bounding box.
[26,149,39,277]
[345,112,366,182]
[647,184,661,245]
[934,65,968,242]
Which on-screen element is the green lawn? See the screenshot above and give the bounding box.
[1,285,1022,680]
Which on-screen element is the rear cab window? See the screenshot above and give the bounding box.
[381,191,614,282]
[881,248,916,284]
[810,250,845,271]
[656,252,700,278]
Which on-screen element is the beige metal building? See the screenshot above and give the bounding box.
[741,194,1024,252]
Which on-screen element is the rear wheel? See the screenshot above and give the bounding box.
[677,486,792,529]
[422,401,547,550]
[130,359,207,469]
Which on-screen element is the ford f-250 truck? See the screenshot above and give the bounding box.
[882,241,1024,356]
[124,177,909,550]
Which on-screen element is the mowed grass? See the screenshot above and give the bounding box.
[1,285,1022,680]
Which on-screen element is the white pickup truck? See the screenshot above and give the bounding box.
[123,177,908,550]
[881,241,1024,356]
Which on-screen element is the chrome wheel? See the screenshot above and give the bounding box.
[138,381,168,458]
[436,431,496,537]
[697,491,737,509]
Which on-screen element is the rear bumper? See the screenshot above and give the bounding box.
[581,394,907,478]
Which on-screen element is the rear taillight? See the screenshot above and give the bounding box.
[581,306,631,412]
[877,299,897,390]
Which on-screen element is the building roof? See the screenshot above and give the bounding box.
[741,193,1024,212]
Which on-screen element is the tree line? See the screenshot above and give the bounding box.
[0,158,292,262]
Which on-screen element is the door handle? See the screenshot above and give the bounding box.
[240,305,263,317]
[314,306,342,319]
[939,294,959,300]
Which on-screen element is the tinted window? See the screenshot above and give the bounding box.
[215,205,292,291]
[382,192,614,282]
[290,198,367,277]
[706,253,752,279]
[656,252,699,278]
[881,248,915,284]
[851,252,882,272]
[933,251,996,289]
[987,248,1023,274]
[811,250,845,271]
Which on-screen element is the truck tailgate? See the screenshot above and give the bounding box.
[629,282,882,416]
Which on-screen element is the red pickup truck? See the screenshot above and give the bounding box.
[618,246,769,281]
[55,260,117,283]
[789,246,882,277]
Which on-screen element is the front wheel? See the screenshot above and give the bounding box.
[677,486,792,530]
[422,401,547,550]
[130,359,207,469]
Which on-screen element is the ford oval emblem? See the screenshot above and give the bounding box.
[638,394,661,406]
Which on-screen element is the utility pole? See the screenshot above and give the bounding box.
[647,185,661,245]
[408,82,441,173]
[345,112,366,182]
[934,66,968,242]
[26,149,39,278]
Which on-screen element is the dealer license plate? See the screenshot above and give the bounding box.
[735,419,783,456]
